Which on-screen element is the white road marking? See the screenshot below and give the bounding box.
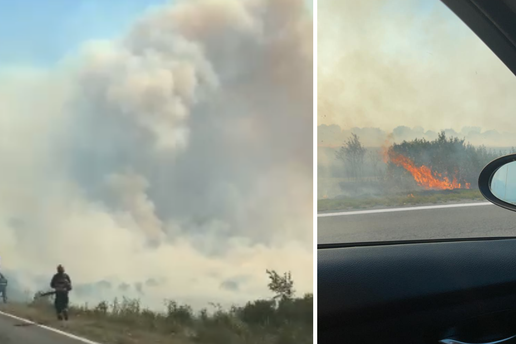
[0,310,101,344]
[317,202,493,218]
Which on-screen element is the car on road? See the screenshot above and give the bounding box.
[318,1,516,343]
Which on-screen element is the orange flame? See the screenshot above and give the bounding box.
[385,150,470,190]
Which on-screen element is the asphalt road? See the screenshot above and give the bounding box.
[318,203,516,244]
[0,311,95,344]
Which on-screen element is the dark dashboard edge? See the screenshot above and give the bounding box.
[317,236,516,250]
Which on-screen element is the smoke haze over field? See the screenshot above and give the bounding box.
[318,0,516,135]
[0,0,313,309]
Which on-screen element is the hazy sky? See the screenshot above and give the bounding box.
[0,0,313,310]
[318,0,516,135]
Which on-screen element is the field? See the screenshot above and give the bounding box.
[318,189,485,212]
[0,271,312,344]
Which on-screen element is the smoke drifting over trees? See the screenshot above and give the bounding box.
[319,125,516,149]
[320,130,515,200]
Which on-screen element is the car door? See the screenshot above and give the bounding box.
[318,1,516,343]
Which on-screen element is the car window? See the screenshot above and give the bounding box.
[318,0,516,244]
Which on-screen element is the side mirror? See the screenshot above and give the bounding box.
[478,154,516,212]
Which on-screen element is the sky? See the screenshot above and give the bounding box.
[318,0,516,147]
[0,0,313,310]
[0,0,163,65]
[0,0,312,66]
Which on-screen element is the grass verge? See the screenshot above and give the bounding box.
[0,270,312,344]
[318,189,485,213]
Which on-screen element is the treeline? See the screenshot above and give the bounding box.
[335,131,515,195]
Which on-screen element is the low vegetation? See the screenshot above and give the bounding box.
[318,189,484,213]
[0,270,312,344]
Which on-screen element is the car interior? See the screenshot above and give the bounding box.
[317,1,516,343]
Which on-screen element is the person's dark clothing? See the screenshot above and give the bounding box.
[0,273,8,303]
[54,293,69,320]
[50,272,71,291]
[50,272,72,320]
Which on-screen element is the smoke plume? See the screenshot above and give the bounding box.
[0,0,313,310]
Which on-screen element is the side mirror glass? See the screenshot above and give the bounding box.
[478,154,516,212]
[491,161,516,205]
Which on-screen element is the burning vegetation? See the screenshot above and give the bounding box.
[384,150,471,190]
[332,131,507,197]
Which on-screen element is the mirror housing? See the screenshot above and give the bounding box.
[478,153,516,212]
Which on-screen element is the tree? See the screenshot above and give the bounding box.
[266,269,295,301]
[335,133,367,181]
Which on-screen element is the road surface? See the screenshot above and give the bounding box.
[318,202,516,244]
[0,311,96,344]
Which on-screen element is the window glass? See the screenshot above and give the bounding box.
[318,0,516,244]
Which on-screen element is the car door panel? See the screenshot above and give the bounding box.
[319,239,516,343]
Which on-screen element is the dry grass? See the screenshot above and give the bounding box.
[318,189,485,212]
[0,273,312,344]
[0,300,186,344]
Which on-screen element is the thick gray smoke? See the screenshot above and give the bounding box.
[0,0,313,310]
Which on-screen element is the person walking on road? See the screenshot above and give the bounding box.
[0,272,7,303]
[50,264,72,320]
